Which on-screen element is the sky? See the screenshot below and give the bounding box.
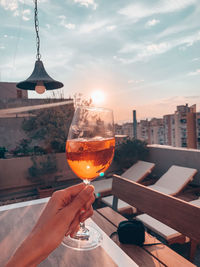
[0,0,200,123]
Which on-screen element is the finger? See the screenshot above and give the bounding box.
[50,183,86,209]
[61,183,86,202]
[84,194,95,210]
[67,185,94,215]
[70,224,80,238]
[80,206,94,223]
[65,212,80,236]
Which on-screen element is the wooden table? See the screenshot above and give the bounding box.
[0,199,196,267]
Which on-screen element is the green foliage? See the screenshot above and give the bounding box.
[0,147,7,158]
[12,139,33,157]
[114,139,149,171]
[22,104,74,153]
[28,154,58,186]
[12,139,46,157]
[33,146,46,155]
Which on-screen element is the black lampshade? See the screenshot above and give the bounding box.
[16,60,64,90]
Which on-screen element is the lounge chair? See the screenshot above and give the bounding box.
[102,165,197,212]
[147,165,197,196]
[137,197,200,261]
[92,160,155,197]
[137,198,200,244]
[106,175,200,262]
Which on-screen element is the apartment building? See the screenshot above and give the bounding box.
[163,114,175,146]
[117,103,199,149]
[196,112,200,149]
[121,122,134,139]
[149,118,164,145]
[163,104,196,148]
[138,104,197,149]
[137,119,149,142]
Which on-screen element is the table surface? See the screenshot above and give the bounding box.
[0,198,196,267]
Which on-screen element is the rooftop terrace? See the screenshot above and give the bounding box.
[0,145,200,265]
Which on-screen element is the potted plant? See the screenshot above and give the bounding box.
[114,138,149,173]
[0,146,7,158]
[28,154,58,197]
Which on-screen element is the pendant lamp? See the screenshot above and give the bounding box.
[16,0,63,94]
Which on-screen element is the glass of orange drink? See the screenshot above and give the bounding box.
[62,106,115,250]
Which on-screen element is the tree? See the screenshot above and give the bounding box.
[28,154,58,188]
[22,103,74,153]
[114,139,149,171]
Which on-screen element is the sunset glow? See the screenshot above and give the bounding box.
[1,1,200,122]
[91,90,105,105]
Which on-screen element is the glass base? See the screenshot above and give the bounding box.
[62,225,103,251]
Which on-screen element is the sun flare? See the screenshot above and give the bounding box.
[91,90,105,105]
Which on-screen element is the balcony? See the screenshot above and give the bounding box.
[0,144,200,265]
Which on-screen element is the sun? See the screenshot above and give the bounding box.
[91,90,105,105]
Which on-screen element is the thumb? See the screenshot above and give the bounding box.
[64,185,94,220]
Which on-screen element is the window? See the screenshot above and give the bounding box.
[180,119,186,123]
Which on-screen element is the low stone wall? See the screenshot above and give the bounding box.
[0,117,27,150]
[148,145,200,185]
[0,153,77,198]
[0,153,117,200]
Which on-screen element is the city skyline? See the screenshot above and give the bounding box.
[1,0,200,122]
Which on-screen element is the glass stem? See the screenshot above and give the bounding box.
[80,179,90,231]
[83,179,90,185]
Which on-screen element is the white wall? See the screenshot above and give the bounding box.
[148,145,200,185]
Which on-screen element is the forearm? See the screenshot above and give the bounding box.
[6,231,45,267]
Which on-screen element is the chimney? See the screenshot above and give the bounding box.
[133,110,137,139]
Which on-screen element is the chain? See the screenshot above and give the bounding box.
[34,0,41,60]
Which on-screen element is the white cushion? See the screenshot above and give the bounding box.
[92,160,155,196]
[137,214,178,239]
[137,197,200,239]
[122,161,155,182]
[102,195,130,209]
[149,165,197,195]
[92,179,112,195]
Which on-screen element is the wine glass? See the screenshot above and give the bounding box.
[62,106,115,250]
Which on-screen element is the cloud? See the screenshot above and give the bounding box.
[79,20,107,34]
[13,9,19,16]
[146,19,160,27]
[136,95,200,120]
[22,9,31,21]
[106,25,116,31]
[0,0,49,17]
[58,15,76,30]
[158,24,190,39]
[187,69,200,76]
[118,0,196,21]
[0,45,5,49]
[74,0,97,10]
[117,30,200,63]
[119,41,170,59]
[0,0,18,11]
[192,57,200,62]
[128,79,144,84]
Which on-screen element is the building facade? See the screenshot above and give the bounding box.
[0,82,73,151]
[137,104,198,149]
[0,82,28,100]
[117,103,199,149]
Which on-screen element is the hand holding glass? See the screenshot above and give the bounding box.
[62,106,115,250]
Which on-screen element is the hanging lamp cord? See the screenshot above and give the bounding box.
[34,0,41,60]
